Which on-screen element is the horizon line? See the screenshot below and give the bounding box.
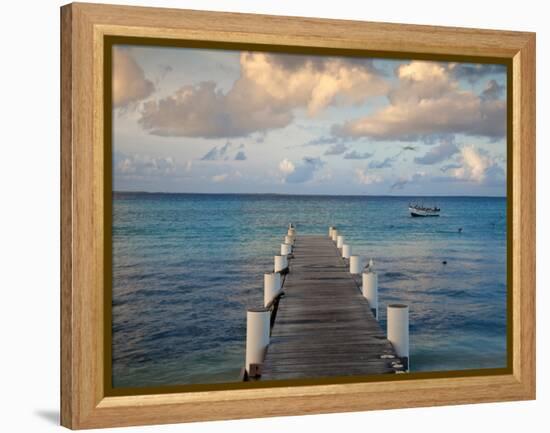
[113,190,506,198]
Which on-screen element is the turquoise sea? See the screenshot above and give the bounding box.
[112,193,507,388]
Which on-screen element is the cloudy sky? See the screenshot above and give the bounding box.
[112,45,507,196]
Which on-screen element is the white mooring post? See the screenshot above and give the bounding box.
[245,307,270,376]
[329,226,335,238]
[362,271,378,319]
[349,255,362,274]
[342,244,352,259]
[264,272,281,307]
[284,235,294,246]
[287,227,296,237]
[387,304,410,370]
[331,229,339,242]
[274,255,288,272]
[337,235,345,249]
[281,243,292,256]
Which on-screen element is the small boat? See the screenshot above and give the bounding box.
[409,203,440,217]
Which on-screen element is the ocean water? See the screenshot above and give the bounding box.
[112,193,507,388]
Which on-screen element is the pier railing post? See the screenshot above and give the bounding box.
[246,307,270,376]
[331,229,339,242]
[284,235,294,247]
[342,244,351,259]
[387,304,409,371]
[281,243,292,256]
[264,272,281,308]
[329,226,335,238]
[362,271,378,319]
[337,235,345,249]
[349,255,362,274]
[274,255,288,273]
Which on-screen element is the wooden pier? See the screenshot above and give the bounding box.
[258,235,403,380]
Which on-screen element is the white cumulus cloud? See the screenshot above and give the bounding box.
[439,145,505,188]
[447,146,492,182]
[114,153,175,176]
[278,158,296,174]
[279,157,325,184]
[112,48,155,108]
[333,61,506,141]
[355,169,383,185]
[138,53,388,138]
[211,173,229,183]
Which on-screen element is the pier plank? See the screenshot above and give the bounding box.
[261,235,400,380]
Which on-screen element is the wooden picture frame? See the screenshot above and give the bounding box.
[61,2,536,429]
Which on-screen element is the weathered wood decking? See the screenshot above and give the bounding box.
[261,235,400,380]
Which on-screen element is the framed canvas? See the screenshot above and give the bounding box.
[60,2,536,429]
